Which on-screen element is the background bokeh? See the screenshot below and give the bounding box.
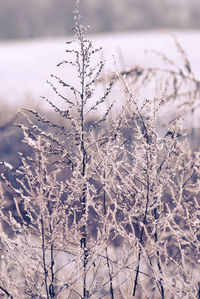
[0,0,199,40]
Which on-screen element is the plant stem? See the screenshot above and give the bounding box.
[106,248,114,299]
[49,238,55,298]
[154,208,164,298]
[133,144,150,296]
[47,200,55,298]
[0,286,13,298]
[103,173,114,299]
[197,282,200,299]
[41,217,50,299]
[79,25,88,298]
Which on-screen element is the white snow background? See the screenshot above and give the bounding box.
[0,31,200,123]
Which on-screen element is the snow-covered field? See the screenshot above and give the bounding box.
[0,31,200,110]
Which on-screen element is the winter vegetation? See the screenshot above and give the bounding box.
[0,1,200,298]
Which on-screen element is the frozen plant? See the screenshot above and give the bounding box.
[0,1,200,298]
[0,1,118,298]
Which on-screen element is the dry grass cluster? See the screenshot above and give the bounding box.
[0,1,200,298]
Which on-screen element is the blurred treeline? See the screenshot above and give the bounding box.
[0,0,199,40]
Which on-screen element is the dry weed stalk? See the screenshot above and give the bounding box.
[0,1,200,299]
